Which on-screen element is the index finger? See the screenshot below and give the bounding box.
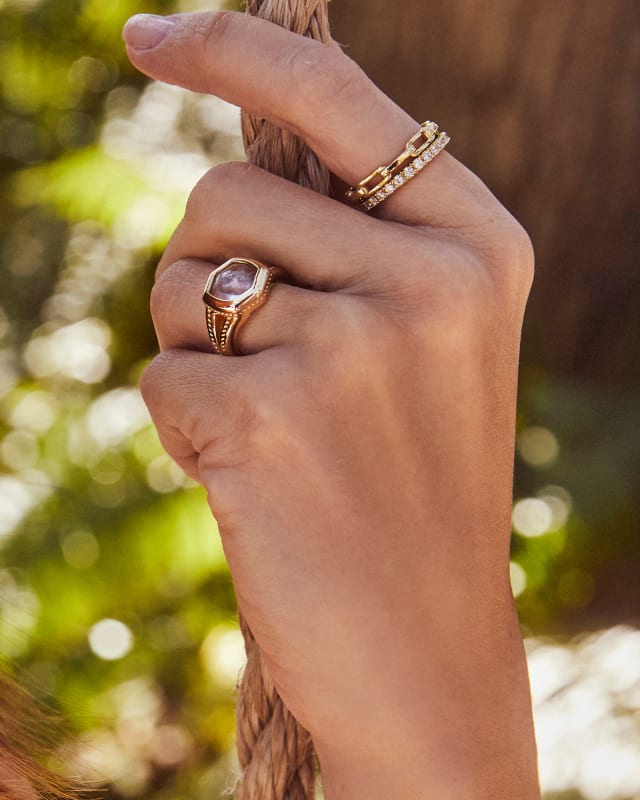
[123,11,499,228]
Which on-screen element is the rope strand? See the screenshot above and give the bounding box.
[241,0,332,193]
[232,2,331,798]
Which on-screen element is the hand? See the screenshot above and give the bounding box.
[124,11,539,799]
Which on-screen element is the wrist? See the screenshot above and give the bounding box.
[314,603,540,800]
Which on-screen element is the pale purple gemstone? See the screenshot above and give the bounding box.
[211,262,256,300]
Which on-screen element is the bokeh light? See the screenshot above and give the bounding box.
[201,626,246,687]
[0,476,38,539]
[24,318,112,383]
[529,628,640,800]
[89,619,134,661]
[517,426,560,468]
[512,497,554,538]
[61,530,101,569]
[509,560,527,598]
[86,388,151,449]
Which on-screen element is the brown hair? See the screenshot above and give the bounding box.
[0,668,80,800]
[232,2,331,798]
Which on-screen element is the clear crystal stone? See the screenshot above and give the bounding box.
[211,262,256,301]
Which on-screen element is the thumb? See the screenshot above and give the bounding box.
[122,11,244,98]
[121,10,483,229]
[121,10,349,143]
[121,10,421,198]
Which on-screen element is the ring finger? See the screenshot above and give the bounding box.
[151,258,322,355]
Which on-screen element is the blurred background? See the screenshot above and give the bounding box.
[0,0,638,798]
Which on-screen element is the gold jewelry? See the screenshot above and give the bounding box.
[202,258,284,355]
[345,121,450,212]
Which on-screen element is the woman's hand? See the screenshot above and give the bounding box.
[124,11,539,800]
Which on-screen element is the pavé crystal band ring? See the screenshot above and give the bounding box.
[202,258,285,356]
[345,120,450,212]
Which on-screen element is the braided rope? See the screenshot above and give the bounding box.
[241,0,332,193]
[233,614,316,800]
[232,3,332,798]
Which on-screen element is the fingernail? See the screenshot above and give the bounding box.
[123,14,175,50]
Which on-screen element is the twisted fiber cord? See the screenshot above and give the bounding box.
[233,614,316,800]
[232,3,331,798]
[241,0,332,194]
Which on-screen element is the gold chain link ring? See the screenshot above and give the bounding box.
[345,121,450,212]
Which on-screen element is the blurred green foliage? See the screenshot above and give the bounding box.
[0,0,249,795]
[0,0,638,798]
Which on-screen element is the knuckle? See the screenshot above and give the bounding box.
[298,298,336,347]
[385,241,489,333]
[149,267,173,327]
[149,260,191,329]
[206,159,253,187]
[184,161,251,221]
[326,56,368,108]
[246,393,281,449]
[389,253,496,353]
[139,352,171,417]
[234,368,296,456]
[486,218,536,302]
[506,221,535,295]
[192,9,236,52]
[286,42,366,120]
[410,229,533,347]
[423,273,489,339]
[307,295,380,367]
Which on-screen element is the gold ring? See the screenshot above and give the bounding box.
[345,120,450,212]
[202,258,285,356]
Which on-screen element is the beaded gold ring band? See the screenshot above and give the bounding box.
[345,120,450,212]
